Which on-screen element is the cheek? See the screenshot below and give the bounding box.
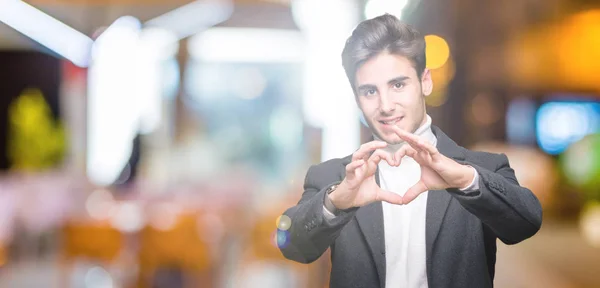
[397,88,422,107]
[358,99,377,115]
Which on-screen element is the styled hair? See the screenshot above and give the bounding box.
[341,14,426,91]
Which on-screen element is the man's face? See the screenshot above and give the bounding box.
[354,52,432,144]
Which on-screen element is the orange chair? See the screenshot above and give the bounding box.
[234,203,315,288]
[0,242,6,268]
[137,211,218,288]
[60,220,125,287]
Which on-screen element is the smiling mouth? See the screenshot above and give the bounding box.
[378,117,403,126]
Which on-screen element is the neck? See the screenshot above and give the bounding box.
[374,114,436,154]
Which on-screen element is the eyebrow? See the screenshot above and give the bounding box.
[387,76,410,85]
[357,84,377,93]
[357,76,410,92]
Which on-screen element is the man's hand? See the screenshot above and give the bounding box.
[329,141,404,210]
[390,125,476,204]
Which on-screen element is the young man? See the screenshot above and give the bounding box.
[278,14,542,288]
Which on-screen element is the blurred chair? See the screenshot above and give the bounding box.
[136,210,216,288]
[233,200,321,288]
[60,220,124,287]
[0,242,6,268]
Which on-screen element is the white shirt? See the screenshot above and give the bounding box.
[323,115,479,288]
[377,115,436,288]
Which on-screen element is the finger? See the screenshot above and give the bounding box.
[389,125,414,141]
[402,181,428,204]
[419,150,432,163]
[393,145,416,165]
[355,162,367,180]
[421,141,439,155]
[352,141,388,162]
[365,153,380,176]
[403,145,419,159]
[391,126,426,152]
[390,152,399,167]
[410,136,438,155]
[353,141,387,161]
[404,136,425,153]
[345,159,365,174]
[368,149,395,167]
[365,150,394,176]
[405,145,426,165]
[376,189,404,205]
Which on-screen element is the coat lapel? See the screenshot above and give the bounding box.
[353,125,465,288]
[426,126,465,276]
[356,166,386,287]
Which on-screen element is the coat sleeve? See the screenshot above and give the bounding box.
[278,163,359,263]
[447,153,543,244]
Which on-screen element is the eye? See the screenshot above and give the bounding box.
[363,89,376,96]
[393,82,404,89]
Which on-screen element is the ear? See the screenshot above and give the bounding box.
[421,68,433,96]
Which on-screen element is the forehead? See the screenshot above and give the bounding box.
[355,53,418,86]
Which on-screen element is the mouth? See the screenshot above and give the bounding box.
[378,116,404,127]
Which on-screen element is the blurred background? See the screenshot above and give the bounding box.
[0,0,599,287]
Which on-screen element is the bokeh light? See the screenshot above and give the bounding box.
[506,9,600,92]
[537,102,600,155]
[560,133,600,198]
[426,57,455,107]
[425,35,450,70]
[85,189,117,221]
[148,202,181,231]
[84,266,114,288]
[580,201,600,248]
[110,201,144,233]
[276,215,291,231]
[275,229,290,249]
[470,93,501,127]
[556,10,600,91]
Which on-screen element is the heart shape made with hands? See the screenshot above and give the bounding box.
[337,127,474,208]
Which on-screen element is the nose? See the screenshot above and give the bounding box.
[379,92,395,114]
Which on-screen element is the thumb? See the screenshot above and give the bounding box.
[376,188,404,205]
[402,181,428,204]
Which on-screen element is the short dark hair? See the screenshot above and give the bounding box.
[341,14,426,91]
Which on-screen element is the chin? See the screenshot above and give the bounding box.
[375,130,401,144]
